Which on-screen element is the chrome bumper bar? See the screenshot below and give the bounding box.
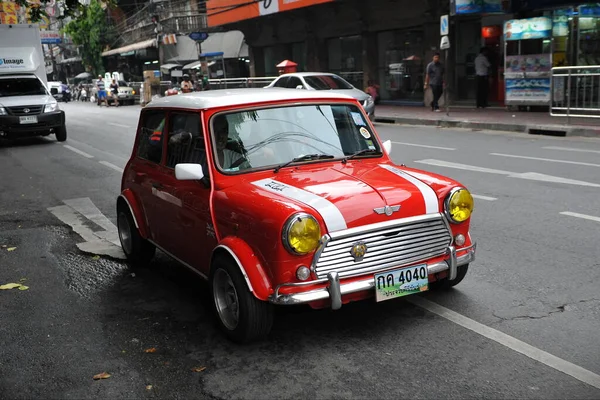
[269,243,476,310]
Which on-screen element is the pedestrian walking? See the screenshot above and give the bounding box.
[96,75,108,107]
[475,47,491,108]
[424,52,444,112]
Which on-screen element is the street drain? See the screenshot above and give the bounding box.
[528,128,567,137]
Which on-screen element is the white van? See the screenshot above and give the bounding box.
[0,25,67,142]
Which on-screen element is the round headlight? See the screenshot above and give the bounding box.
[445,188,474,223]
[283,213,321,255]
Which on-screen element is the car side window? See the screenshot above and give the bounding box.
[273,77,289,88]
[286,77,303,89]
[166,112,206,169]
[137,111,166,164]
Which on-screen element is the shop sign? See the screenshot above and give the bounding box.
[207,0,335,27]
[506,78,551,103]
[505,54,551,76]
[453,0,503,15]
[580,4,600,17]
[40,31,62,44]
[504,17,552,41]
[552,9,571,37]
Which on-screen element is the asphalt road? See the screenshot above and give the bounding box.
[1,101,599,399]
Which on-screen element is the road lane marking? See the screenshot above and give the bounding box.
[64,145,94,159]
[415,159,512,175]
[48,198,125,258]
[409,296,600,390]
[560,211,600,223]
[107,122,132,129]
[472,194,497,201]
[99,160,124,173]
[392,141,456,151]
[543,146,600,155]
[415,159,600,188]
[491,153,600,168]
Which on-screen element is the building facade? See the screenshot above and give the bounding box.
[207,0,600,105]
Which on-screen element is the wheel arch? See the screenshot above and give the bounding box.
[211,238,273,301]
[117,190,149,239]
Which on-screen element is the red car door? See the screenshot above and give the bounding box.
[127,110,168,243]
[154,111,216,273]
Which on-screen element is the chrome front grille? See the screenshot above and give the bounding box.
[312,214,452,279]
[7,105,43,116]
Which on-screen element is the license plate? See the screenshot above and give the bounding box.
[19,116,38,124]
[374,264,429,302]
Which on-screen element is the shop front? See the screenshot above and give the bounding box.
[377,29,425,104]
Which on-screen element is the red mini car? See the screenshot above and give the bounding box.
[117,89,476,342]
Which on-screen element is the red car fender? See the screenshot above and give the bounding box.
[212,237,273,301]
[117,189,149,239]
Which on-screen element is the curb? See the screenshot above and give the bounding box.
[373,116,600,138]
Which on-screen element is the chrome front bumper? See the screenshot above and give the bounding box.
[269,243,476,310]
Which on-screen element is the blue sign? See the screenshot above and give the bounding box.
[41,38,61,44]
[189,32,209,41]
[454,0,503,14]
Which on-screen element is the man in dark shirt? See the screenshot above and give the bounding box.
[424,53,445,112]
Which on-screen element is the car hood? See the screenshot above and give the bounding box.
[0,94,54,108]
[243,162,455,233]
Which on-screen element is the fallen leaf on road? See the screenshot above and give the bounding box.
[92,255,100,261]
[144,347,157,353]
[1,245,6,248]
[19,278,27,282]
[146,385,153,390]
[192,367,206,373]
[18,285,29,291]
[0,283,22,290]
[93,372,111,380]
[6,247,16,252]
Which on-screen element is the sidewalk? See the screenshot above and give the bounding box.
[373,105,600,137]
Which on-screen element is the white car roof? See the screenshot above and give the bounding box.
[145,88,356,110]
[278,72,340,78]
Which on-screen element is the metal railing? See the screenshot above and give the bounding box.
[207,77,278,89]
[551,66,600,121]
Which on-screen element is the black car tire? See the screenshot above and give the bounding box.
[210,255,273,343]
[55,125,67,142]
[117,205,156,268]
[431,264,469,290]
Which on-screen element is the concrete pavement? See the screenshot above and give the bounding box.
[1,101,599,398]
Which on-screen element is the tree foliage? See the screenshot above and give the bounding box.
[62,0,115,75]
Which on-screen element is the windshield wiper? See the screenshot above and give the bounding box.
[274,154,335,173]
[342,148,382,163]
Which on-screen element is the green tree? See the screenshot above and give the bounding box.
[62,0,115,76]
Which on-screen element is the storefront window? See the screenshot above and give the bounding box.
[377,30,424,102]
[327,35,363,88]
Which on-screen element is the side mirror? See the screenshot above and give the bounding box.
[175,163,204,181]
[382,139,392,156]
[296,85,304,90]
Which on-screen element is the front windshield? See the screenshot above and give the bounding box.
[304,75,353,90]
[0,77,47,97]
[118,81,127,87]
[211,104,380,173]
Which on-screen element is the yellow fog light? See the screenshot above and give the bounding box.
[445,188,474,223]
[283,213,321,255]
[132,90,136,95]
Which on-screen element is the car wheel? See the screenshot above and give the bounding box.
[117,205,155,268]
[210,255,273,343]
[55,125,67,142]
[431,264,469,290]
